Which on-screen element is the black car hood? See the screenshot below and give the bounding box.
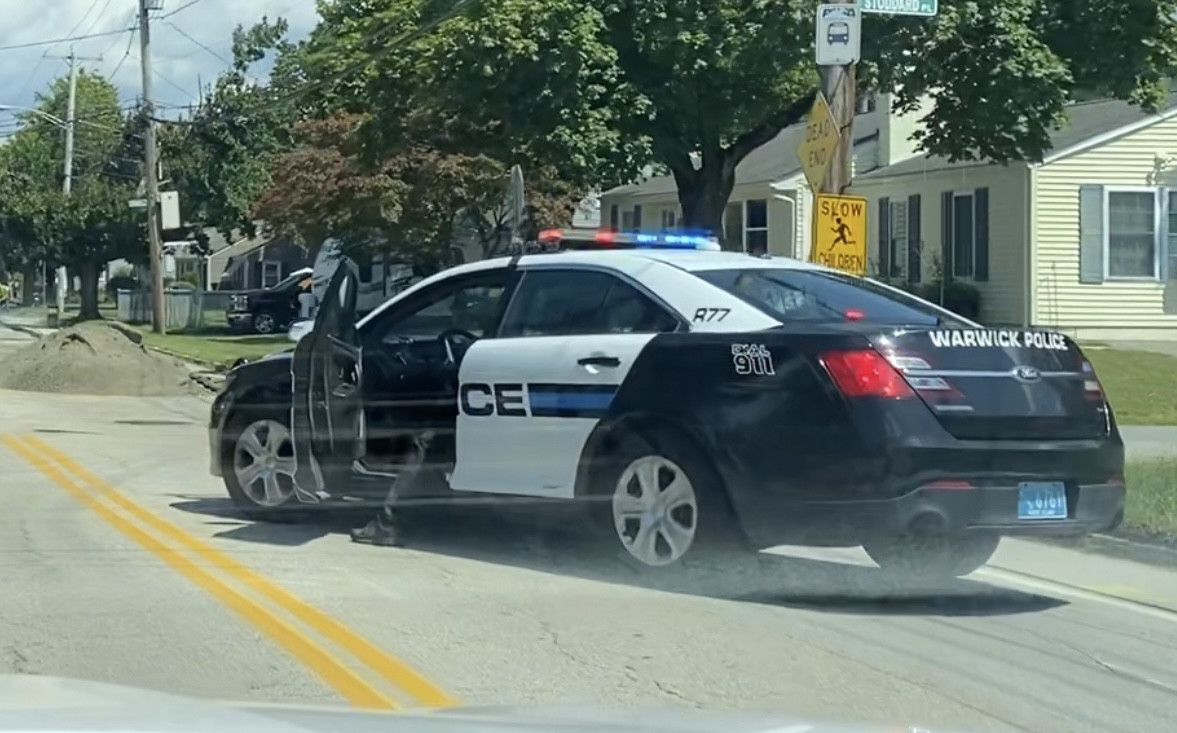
[0,675,970,733]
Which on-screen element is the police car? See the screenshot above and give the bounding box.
[208,229,1125,578]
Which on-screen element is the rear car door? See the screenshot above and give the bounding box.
[450,267,682,497]
[290,260,363,499]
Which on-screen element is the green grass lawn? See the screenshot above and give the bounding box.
[135,330,290,369]
[1125,457,1177,535]
[1084,348,1177,425]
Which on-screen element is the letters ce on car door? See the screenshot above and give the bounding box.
[290,259,363,499]
[451,267,681,498]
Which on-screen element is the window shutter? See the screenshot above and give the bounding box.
[974,188,989,281]
[940,191,954,282]
[907,194,921,284]
[1078,185,1105,284]
[632,205,643,229]
[609,205,619,229]
[1161,190,1171,281]
[877,197,891,279]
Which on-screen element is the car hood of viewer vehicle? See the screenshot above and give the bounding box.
[0,675,971,733]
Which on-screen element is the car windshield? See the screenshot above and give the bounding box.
[694,267,972,327]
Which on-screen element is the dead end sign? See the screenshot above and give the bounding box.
[812,193,868,276]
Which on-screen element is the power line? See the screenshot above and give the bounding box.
[0,27,136,53]
[160,0,205,19]
[157,0,479,127]
[163,20,232,66]
[110,26,138,78]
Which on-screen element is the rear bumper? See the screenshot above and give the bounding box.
[739,481,1125,548]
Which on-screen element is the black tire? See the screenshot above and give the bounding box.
[862,534,1000,579]
[252,311,278,334]
[587,428,746,571]
[222,408,306,522]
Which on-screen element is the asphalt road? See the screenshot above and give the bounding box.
[1,324,1176,733]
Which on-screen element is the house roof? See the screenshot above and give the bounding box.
[602,113,884,199]
[857,93,1177,181]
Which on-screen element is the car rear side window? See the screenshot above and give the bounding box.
[694,268,968,327]
[499,269,679,337]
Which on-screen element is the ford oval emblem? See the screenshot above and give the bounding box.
[1013,365,1041,382]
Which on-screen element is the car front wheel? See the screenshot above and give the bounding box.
[594,431,744,570]
[223,411,302,521]
[862,534,1000,579]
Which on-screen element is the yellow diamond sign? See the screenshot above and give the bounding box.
[796,93,839,192]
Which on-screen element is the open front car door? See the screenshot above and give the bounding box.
[290,260,363,501]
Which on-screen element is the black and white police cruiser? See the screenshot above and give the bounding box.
[208,228,1125,578]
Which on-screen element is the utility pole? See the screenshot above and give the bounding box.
[138,0,166,334]
[46,49,100,322]
[818,0,857,195]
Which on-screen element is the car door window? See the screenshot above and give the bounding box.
[365,272,509,347]
[499,269,679,337]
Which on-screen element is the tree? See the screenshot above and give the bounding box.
[0,132,57,304]
[373,0,1177,238]
[252,111,580,272]
[161,18,298,247]
[3,71,143,318]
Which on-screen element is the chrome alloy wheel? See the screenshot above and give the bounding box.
[611,455,699,566]
[232,419,297,507]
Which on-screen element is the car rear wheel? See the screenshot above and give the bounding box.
[223,411,303,522]
[862,534,1000,579]
[593,430,743,570]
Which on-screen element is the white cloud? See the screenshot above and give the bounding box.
[0,0,319,119]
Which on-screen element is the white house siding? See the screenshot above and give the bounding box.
[849,163,1030,326]
[1035,117,1177,340]
[598,183,797,256]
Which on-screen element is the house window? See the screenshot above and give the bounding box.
[722,200,769,253]
[1106,189,1159,279]
[621,210,635,230]
[745,200,769,255]
[262,261,282,288]
[951,192,976,278]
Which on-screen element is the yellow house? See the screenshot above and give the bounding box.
[851,95,1177,341]
[598,92,931,260]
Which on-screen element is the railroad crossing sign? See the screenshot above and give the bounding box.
[796,93,839,192]
[857,0,938,16]
[811,193,868,276]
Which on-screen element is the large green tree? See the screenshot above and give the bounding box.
[3,71,143,318]
[359,0,1177,237]
[161,17,298,246]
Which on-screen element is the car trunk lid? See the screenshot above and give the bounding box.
[868,327,1109,440]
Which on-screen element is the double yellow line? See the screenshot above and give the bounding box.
[3,434,456,710]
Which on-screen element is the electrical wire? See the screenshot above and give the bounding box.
[156,0,479,127]
[0,27,137,53]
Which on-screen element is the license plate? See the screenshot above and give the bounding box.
[1017,481,1068,520]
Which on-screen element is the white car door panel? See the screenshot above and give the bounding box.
[450,334,656,497]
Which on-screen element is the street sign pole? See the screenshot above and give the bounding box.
[814,1,860,196]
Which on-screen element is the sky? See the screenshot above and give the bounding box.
[0,0,320,129]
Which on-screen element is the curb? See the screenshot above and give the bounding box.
[0,319,49,337]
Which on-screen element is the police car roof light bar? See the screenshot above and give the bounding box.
[536,228,720,251]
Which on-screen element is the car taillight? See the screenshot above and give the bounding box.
[1081,360,1104,402]
[819,349,915,399]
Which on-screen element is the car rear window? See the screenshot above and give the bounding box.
[694,268,970,327]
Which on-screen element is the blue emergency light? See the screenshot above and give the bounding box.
[537,229,720,251]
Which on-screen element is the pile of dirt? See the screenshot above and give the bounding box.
[0,322,199,396]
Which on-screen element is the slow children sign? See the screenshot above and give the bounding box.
[927,329,1069,350]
